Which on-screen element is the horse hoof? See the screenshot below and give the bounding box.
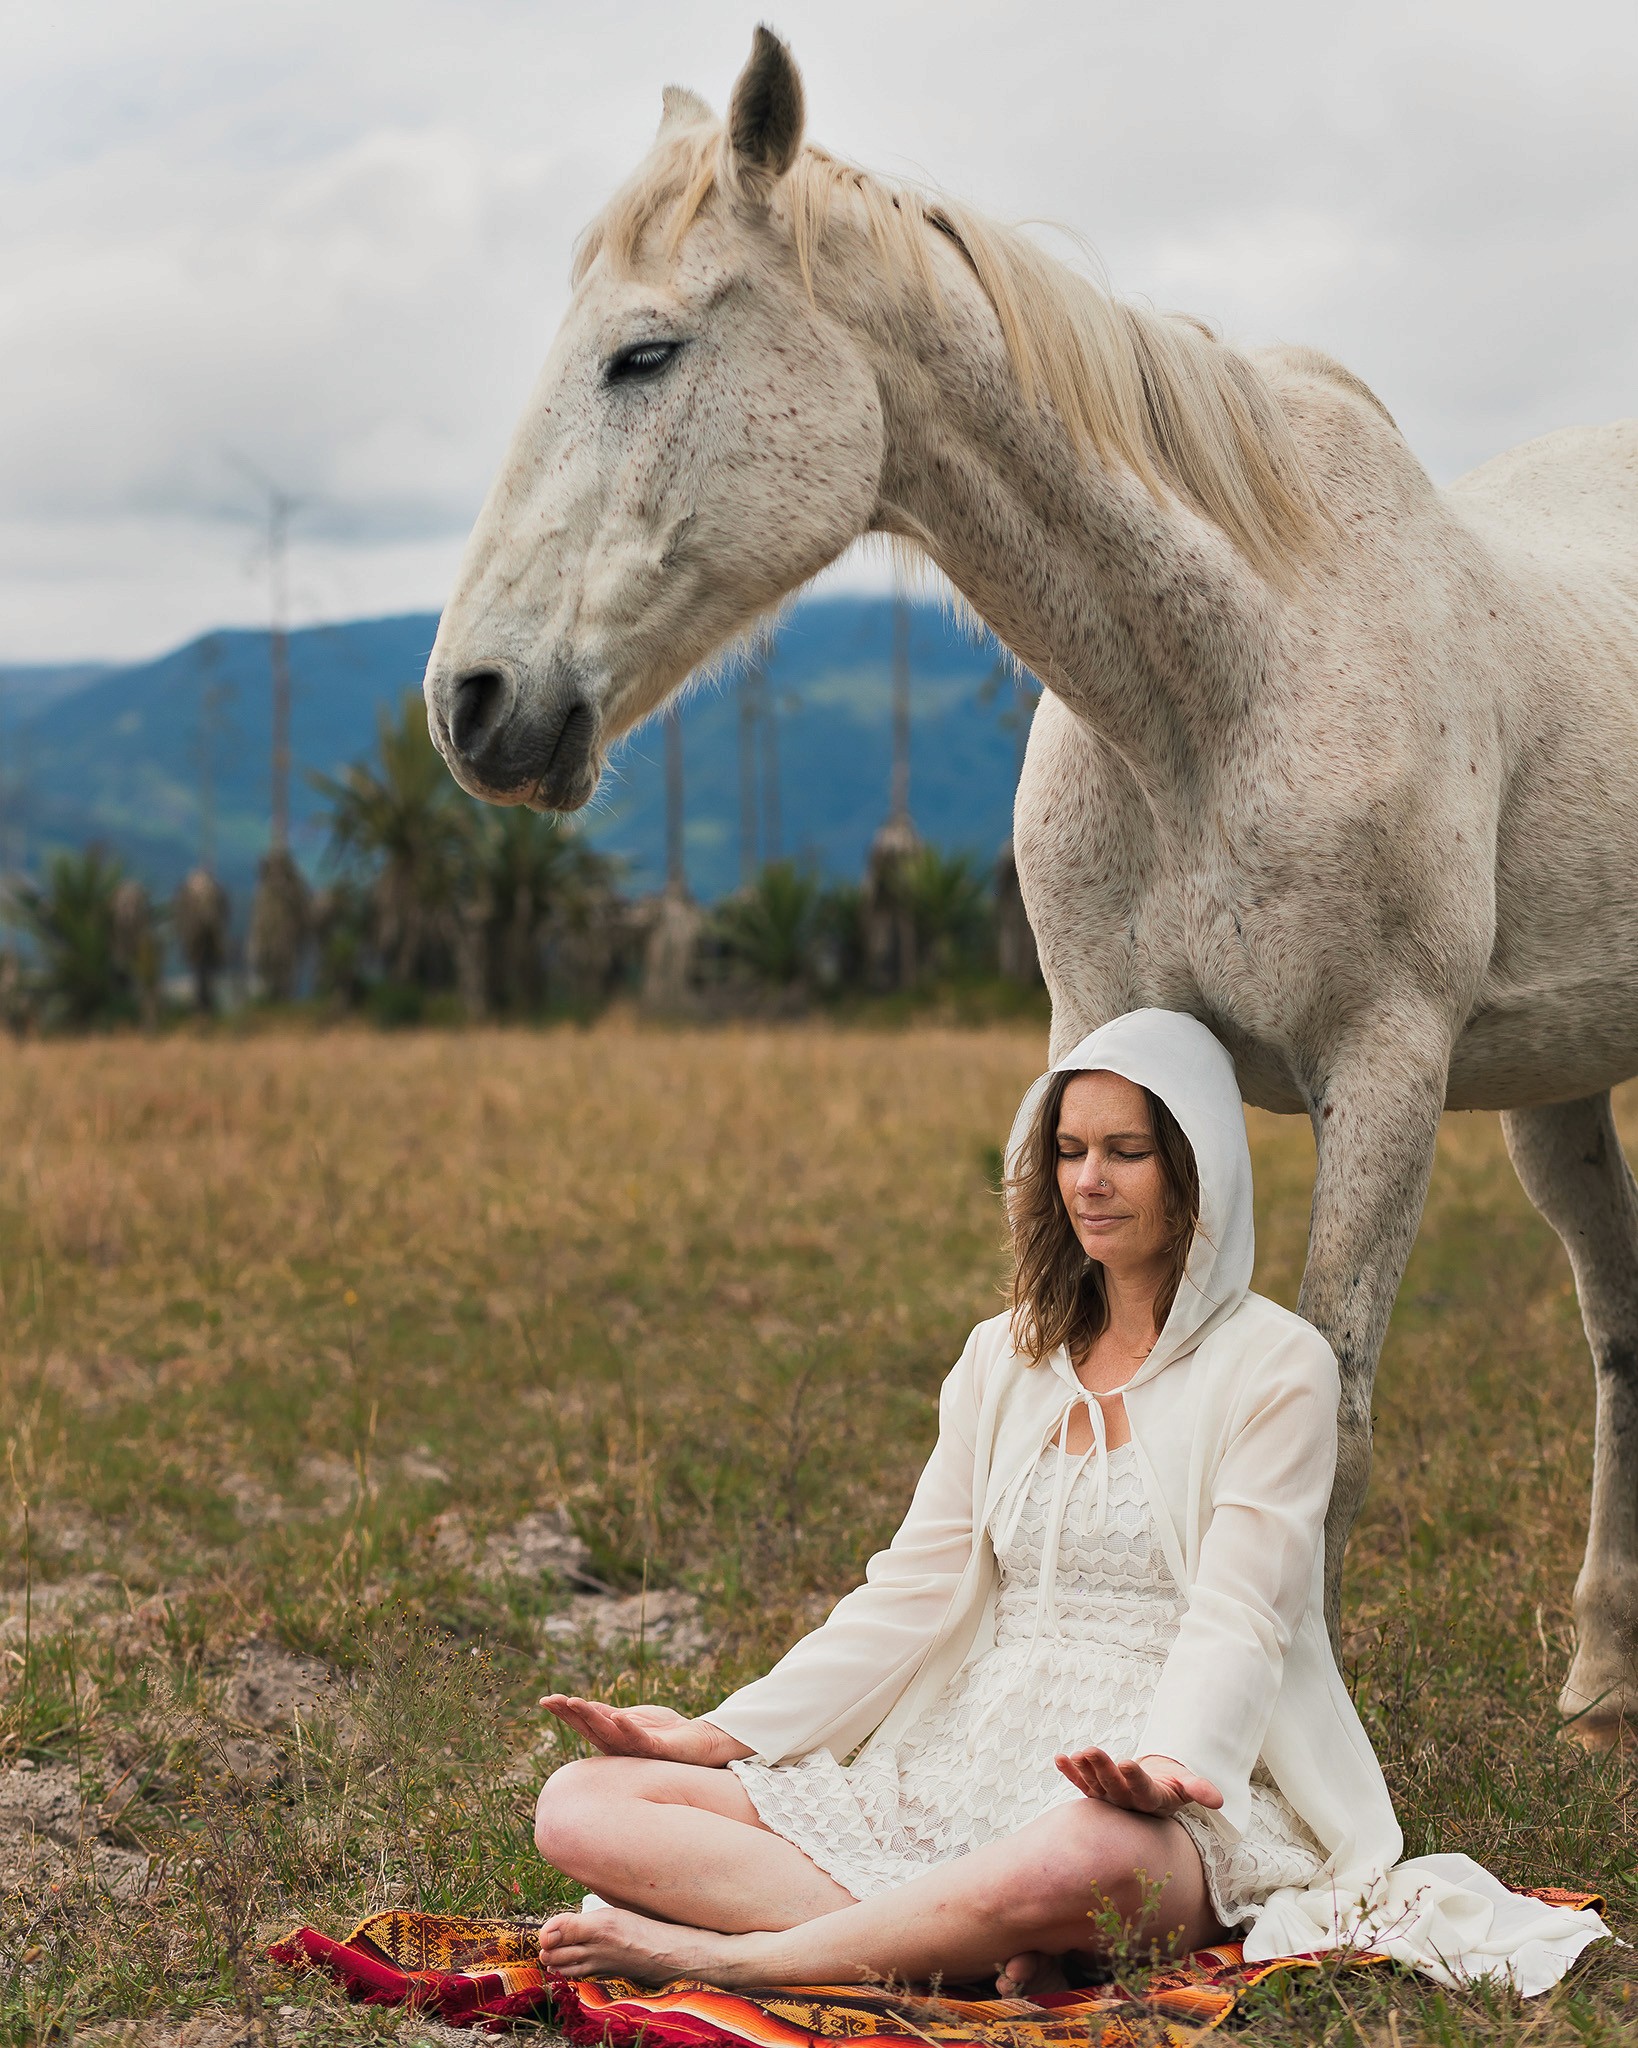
[1557,1705,1637,1753]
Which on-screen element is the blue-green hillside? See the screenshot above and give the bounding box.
[5,598,1031,907]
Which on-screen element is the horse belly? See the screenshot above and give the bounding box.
[1452,974,1638,1109]
[1463,613,1638,1106]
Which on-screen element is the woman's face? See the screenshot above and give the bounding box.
[1054,1071,1175,1281]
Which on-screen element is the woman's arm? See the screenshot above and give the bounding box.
[1134,1325,1340,1834]
[699,1325,987,1764]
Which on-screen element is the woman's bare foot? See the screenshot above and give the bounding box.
[994,1951,1068,1998]
[539,1903,754,1986]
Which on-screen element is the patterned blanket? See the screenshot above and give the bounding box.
[270,1891,1602,2042]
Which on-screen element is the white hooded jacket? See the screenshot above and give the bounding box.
[706,1010,1609,1995]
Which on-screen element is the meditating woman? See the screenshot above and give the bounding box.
[534,1010,1607,1997]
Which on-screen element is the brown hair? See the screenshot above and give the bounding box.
[1006,1070,1201,1367]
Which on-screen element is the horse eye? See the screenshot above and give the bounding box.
[606,340,683,384]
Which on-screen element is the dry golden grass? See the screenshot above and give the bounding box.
[0,1021,1634,2044]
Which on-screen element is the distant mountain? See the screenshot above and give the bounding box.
[0,662,115,720]
[5,598,1031,907]
[13,616,445,906]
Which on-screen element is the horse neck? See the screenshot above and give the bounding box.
[852,262,1281,819]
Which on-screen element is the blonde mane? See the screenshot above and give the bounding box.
[574,119,1324,586]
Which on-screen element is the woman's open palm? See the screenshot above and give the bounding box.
[1056,1745,1222,1816]
[539,1694,747,1766]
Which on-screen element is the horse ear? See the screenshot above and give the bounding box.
[658,85,714,137]
[723,25,804,205]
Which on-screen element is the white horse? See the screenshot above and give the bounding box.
[424,30,1638,1747]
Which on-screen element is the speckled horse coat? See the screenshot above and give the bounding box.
[423,31,1638,1746]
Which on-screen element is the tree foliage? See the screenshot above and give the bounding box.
[3,687,1027,1029]
[7,846,135,1026]
[715,861,824,987]
[902,847,992,974]
[310,693,471,984]
[309,690,623,1013]
[473,804,623,1012]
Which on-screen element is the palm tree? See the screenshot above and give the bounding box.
[904,848,991,978]
[813,879,865,991]
[173,869,232,1013]
[310,691,472,985]
[862,595,922,990]
[716,861,823,988]
[9,846,131,1027]
[0,948,28,1038]
[248,847,311,1001]
[472,806,620,1012]
[863,813,921,991]
[310,878,373,1008]
[111,878,163,1028]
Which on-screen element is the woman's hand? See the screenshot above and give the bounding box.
[539,1695,752,1767]
[1055,1746,1222,1817]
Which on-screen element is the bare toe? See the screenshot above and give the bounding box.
[997,1951,1071,2000]
[537,1906,738,1986]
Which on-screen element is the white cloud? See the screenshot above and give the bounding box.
[1,0,1633,659]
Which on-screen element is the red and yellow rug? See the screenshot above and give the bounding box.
[270,1890,1602,2042]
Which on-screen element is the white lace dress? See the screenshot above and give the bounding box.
[730,1437,1324,1930]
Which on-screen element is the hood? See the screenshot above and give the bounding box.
[1005,1008,1254,1385]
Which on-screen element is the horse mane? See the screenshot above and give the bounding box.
[573,119,1324,588]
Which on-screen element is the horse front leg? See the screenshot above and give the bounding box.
[1502,1095,1638,1750]
[1296,1023,1450,1645]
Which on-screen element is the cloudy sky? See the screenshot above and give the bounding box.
[3,0,1634,663]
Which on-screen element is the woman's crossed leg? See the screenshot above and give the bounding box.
[535,1751,854,1933]
[535,1754,1224,1992]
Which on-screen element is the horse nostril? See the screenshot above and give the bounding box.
[449,667,509,758]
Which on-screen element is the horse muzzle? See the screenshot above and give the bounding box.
[428,657,603,813]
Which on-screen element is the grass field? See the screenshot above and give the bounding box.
[1,1021,1634,2045]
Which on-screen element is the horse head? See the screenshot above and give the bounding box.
[423,29,883,812]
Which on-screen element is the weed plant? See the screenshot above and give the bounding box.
[0,1023,1633,2043]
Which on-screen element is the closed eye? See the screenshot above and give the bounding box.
[605,339,684,385]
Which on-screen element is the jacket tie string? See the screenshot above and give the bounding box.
[990,1386,1111,1650]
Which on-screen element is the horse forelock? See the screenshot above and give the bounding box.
[570,121,1325,587]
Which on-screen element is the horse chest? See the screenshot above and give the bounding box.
[1028,854,1303,1091]
[1015,738,1314,1106]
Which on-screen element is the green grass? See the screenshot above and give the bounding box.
[0,1022,1633,2044]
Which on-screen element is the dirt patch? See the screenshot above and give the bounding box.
[219,1469,287,1528]
[296,1453,360,1515]
[76,2012,551,2048]
[0,1760,150,1898]
[429,1507,611,1591]
[426,1510,709,1658]
[207,1639,349,1783]
[78,2020,264,2048]
[1,1575,197,1667]
[539,1588,709,1660]
[0,1570,125,1645]
[223,1640,340,1732]
[478,1510,610,1589]
[398,1449,451,1486]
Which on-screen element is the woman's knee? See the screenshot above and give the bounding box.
[1000,1803,1163,1936]
[534,1754,632,1863]
[534,1751,716,1865]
